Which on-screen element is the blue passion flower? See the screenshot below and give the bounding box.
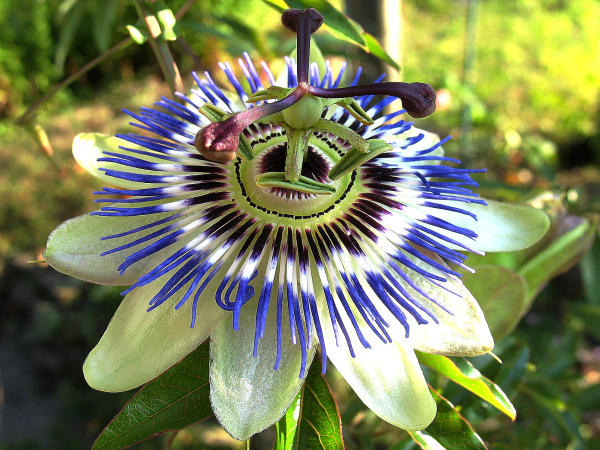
[44,8,549,440]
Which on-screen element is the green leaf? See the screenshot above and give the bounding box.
[126,24,148,44]
[462,265,528,339]
[518,217,596,305]
[494,342,529,395]
[580,235,600,305]
[409,388,487,450]
[362,32,400,70]
[275,392,301,450]
[569,303,600,341]
[263,0,288,12]
[294,358,344,449]
[93,341,212,450]
[263,0,398,69]
[212,13,265,53]
[55,0,89,75]
[284,0,366,48]
[417,353,516,420]
[93,0,119,52]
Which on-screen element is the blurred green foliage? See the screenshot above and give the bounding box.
[403,0,600,171]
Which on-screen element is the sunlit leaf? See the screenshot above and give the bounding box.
[262,0,399,69]
[409,388,487,450]
[462,265,528,339]
[519,217,596,304]
[284,0,366,47]
[263,0,288,12]
[92,342,212,450]
[55,0,88,75]
[212,13,264,53]
[417,353,516,420]
[275,392,301,450]
[362,32,400,70]
[93,0,119,52]
[295,358,343,449]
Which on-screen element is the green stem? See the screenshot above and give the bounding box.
[132,0,184,97]
[26,123,61,171]
[17,38,132,125]
[460,0,479,154]
[285,128,310,182]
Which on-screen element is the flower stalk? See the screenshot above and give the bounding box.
[132,0,184,97]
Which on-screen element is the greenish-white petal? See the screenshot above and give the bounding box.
[418,199,550,252]
[404,252,494,356]
[73,133,171,188]
[323,320,436,431]
[44,209,176,285]
[210,301,316,440]
[83,273,227,392]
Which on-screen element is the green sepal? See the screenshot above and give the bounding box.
[518,217,596,304]
[198,103,229,122]
[313,118,370,153]
[246,86,294,103]
[256,172,336,195]
[329,139,392,180]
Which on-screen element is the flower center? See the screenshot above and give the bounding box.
[195,7,437,187]
[228,130,361,225]
[259,144,330,199]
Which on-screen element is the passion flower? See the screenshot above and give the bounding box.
[44,8,549,440]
